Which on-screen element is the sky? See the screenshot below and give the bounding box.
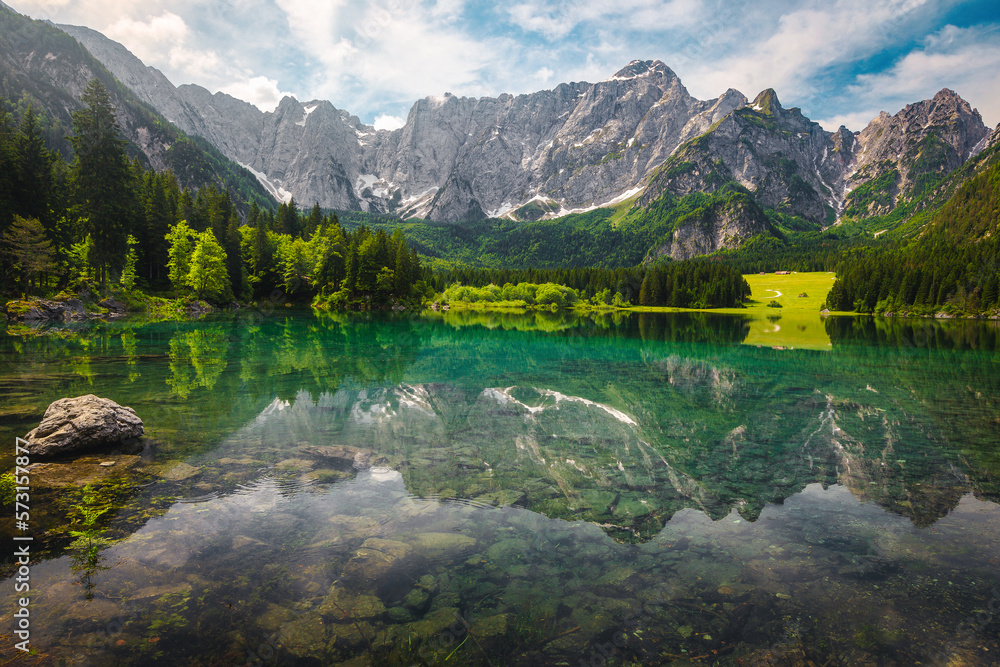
[7,0,1000,131]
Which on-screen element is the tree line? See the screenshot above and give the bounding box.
[433,260,750,309]
[827,159,1000,315]
[0,79,426,308]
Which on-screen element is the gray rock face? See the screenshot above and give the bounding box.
[25,395,144,457]
[642,89,853,223]
[648,195,770,261]
[59,21,990,237]
[54,33,760,222]
[641,87,988,225]
[845,89,989,215]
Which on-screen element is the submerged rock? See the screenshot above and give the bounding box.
[298,444,386,471]
[277,613,327,660]
[24,395,144,457]
[340,538,414,588]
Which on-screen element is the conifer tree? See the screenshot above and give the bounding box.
[70,79,136,286]
[2,216,56,296]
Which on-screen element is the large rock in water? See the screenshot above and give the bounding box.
[25,395,144,457]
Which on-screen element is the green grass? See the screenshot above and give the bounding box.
[630,271,851,350]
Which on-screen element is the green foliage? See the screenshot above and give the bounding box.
[166,220,195,294]
[0,471,14,505]
[119,234,139,290]
[71,79,138,285]
[434,259,750,309]
[441,282,581,309]
[185,230,231,302]
[2,215,57,295]
[767,300,783,308]
[844,169,899,217]
[830,158,1000,314]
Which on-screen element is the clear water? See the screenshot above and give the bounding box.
[1,310,999,665]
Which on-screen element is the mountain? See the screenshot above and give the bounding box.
[46,16,996,268]
[642,87,989,225]
[53,30,752,224]
[0,4,274,210]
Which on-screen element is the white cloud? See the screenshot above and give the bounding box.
[373,113,405,131]
[534,66,554,83]
[679,0,944,103]
[507,0,704,39]
[814,111,883,133]
[103,11,189,64]
[290,0,504,108]
[840,24,1000,127]
[219,76,295,112]
[5,0,997,130]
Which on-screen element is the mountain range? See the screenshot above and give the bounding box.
[3,2,999,264]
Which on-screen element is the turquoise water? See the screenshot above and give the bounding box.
[1,310,999,665]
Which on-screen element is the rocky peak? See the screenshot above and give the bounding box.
[609,59,676,82]
[846,88,989,212]
[751,88,783,116]
[987,123,1000,152]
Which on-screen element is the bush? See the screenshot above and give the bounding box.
[767,300,783,308]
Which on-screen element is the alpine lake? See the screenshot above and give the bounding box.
[1,303,999,666]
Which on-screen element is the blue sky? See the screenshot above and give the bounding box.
[9,0,1000,131]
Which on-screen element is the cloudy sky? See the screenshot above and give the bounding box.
[8,0,1000,131]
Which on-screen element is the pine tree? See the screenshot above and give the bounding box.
[2,215,57,296]
[0,102,15,235]
[306,202,323,238]
[14,108,55,231]
[225,210,244,300]
[639,272,652,306]
[278,199,299,236]
[70,79,136,286]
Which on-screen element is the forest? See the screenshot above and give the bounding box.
[4,78,997,317]
[432,262,750,309]
[827,159,1000,316]
[0,80,427,310]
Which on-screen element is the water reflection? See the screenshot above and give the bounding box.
[1,311,999,664]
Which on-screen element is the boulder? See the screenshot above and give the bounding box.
[24,395,144,457]
[98,297,126,314]
[6,298,86,322]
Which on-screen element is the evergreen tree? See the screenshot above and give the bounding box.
[2,216,57,296]
[306,202,323,238]
[70,79,136,286]
[14,108,55,231]
[225,210,244,300]
[0,102,15,235]
[278,199,300,236]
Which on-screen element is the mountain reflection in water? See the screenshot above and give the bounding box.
[1,310,998,665]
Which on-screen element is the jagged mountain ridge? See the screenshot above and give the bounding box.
[57,20,993,234]
[56,24,754,223]
[0,4,273,210]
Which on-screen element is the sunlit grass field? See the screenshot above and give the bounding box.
[632,271,848,350]
[738,271,843,350]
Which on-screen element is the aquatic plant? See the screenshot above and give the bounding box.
[0,471,15,505]
[67,483,113,599]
